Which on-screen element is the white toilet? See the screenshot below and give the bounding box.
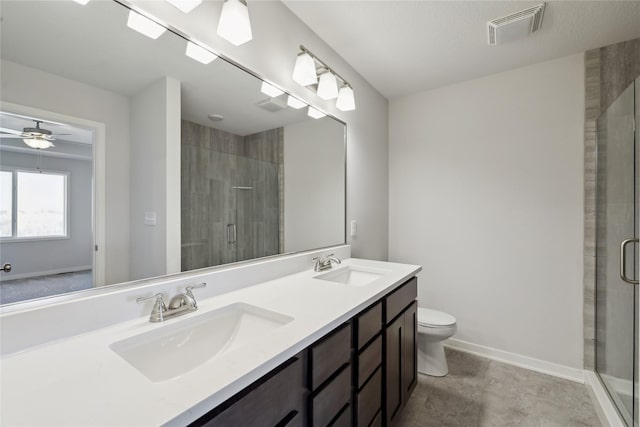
[417,307,457,377]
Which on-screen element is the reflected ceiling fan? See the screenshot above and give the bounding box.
[0,120,69,149]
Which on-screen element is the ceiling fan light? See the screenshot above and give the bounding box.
[336,86,356,111]
[72,0,91,5]
[287,96,306,109]
[293,53,318,86]
[260,82,284,98]
[23,138,54,150]
[307,107,326,119]
[217,0,252,46]
[317,72,339,100]
[186,41,217,64]
[166,0,202,13]
[127,10,166,40]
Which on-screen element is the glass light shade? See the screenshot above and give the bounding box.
[186,41,217,64]
[127,10,166,40]
[336,86,356,111]
[292,53,318,86]
[307,107,326,119]
[23,138,54,149]
[287,96,306,109]
[166,0,202,13]
[317,72,339,100]
[260,82,284,98]
[217,0,252,46]
[72,0,91,5]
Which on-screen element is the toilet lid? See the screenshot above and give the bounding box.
[417,308,456,327]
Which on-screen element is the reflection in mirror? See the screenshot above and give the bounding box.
[0,0,345,305]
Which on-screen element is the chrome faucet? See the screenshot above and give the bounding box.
[137,283,207,323]
[313,253,342,272]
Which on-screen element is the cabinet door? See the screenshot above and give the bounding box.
[401,301,417,403]
[385,314,403,425]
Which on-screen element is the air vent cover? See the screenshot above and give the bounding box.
[488,3,545,45]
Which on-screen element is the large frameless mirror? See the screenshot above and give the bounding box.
[0,0,346,306]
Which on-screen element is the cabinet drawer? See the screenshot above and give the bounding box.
[310,323,351,390]
[194,356,305,426]
[358,335,381,389]
[311,365,352,427]
[357,367,381,427]
[329,404,351,427]
[356,302,382,350]
[385,277,417,324]
[369,411,382,427]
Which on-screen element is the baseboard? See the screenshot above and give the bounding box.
[444,338,585,383]
[0,266,92,282]
[585,371,626,427]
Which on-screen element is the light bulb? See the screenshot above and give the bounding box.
[72,0,90,5]
[260,82,284,97]
[307,107,326,119]
[317,72,339,100]
[292,53,318,86]
[217,0,252,46]
[336,86,356,111]
[186,41,217,64]
[287,96,306,109]
[127,10,166,40]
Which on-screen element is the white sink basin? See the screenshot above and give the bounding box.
[110,303,293,382]
[314,266,390,287]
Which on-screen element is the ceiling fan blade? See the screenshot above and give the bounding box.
[51,133,72,137]
[0,127,25,136]
[0,135,25,139]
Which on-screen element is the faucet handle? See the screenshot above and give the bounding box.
[185,283,207,309]
[136,293,166,322]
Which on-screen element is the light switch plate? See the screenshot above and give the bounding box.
[144,211,157,226]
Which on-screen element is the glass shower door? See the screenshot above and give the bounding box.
[595,79,638,426]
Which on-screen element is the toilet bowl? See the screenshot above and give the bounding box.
[417,308,457,377]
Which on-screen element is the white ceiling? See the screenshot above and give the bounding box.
[282,1,640,99]
[0,0,317,136]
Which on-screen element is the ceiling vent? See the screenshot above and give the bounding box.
[487,3,545,45]
[256,97,287,112]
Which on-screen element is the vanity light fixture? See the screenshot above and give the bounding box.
[336,85,356,111]
[286,96,307,109]
[23,137,54,150]
[186,41,218,64]
[292,52,318,86]
[166,0,202,14]
[307,107,326,119]
[293,46,356,111]
[260,82,284,98]
[317,71,339,100]
[127,10,166,40]
[72,0,91,5]
[217,0,252,46]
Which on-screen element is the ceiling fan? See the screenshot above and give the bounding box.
[0,120,69,149]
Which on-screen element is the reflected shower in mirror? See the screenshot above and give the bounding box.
[0,0,345,305]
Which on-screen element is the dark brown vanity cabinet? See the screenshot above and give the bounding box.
[383,278,418,426]
[190,277,418,427]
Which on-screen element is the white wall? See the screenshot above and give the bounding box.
[0,60,131,286]
[129,77,181,281]
[284,118,345,253]
[0,152,92,279]
[389,54,585,368]
[130,1,389,261]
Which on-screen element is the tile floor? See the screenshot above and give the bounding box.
[397,348,602,427]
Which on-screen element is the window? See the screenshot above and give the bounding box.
[0,169,68,240]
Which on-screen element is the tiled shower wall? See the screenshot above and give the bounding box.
[181,120,283,271]
[583,38,640,370]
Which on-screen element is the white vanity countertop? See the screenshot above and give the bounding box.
[1,258,421,426]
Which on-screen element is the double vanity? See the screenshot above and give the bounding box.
[1,253,421,426]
